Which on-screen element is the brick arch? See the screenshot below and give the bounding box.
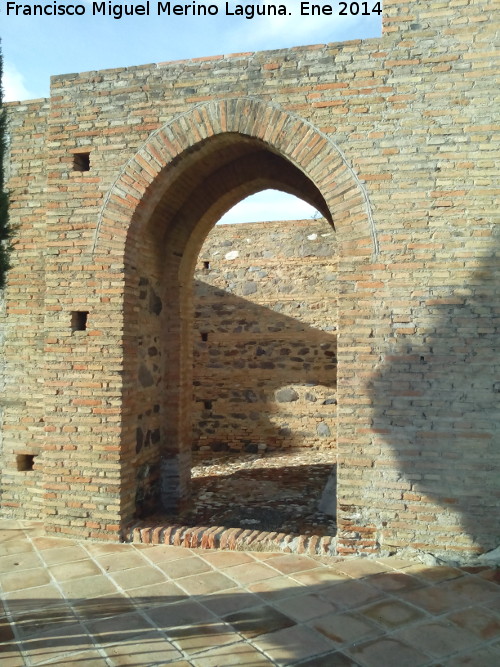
[90,97,378,527]
[92,97,378,258]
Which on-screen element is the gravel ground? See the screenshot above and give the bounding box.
[161,449,337,537]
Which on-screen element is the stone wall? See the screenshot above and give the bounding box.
[192,218,337,454]
[1,0,498,562]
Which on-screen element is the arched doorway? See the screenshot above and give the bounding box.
[92,98,376,527]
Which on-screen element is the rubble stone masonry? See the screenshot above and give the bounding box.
[1,0,498,562]
[192,219,338,455]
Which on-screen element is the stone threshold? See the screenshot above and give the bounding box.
[124,521,337,556]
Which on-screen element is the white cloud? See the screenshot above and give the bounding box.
[217,189,318,224]
[227,3,361,50]
[3,62,36,102]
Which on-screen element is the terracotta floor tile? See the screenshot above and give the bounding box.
[460,565,491,575]
[109,565,167,590]
[48,558,102,582]
[139,544,195,563]
[0,643,26,667]
[201,590,263,617]
[223,561,278,585]
[247,576,306,601]
[359,599,427,630]
[87,611,156,645]
[223,604,296,638]
[168,621,238,655]
[348,637,430,667]
[318,579,383,610]
[251,552,284,561]
[191,641,274,666]
[306,555,344,566]
[130,543,155,550]
[400,583,469,615]
[486,595,500,615]
[71,595,137,621]
[0,566,51,592]
[374,557,416,570]
[94,550,148,573]
[402,575,498,616]
[31,536,77,551]
[59,574,119,599]
[146,599,215,629]
[127,579,188,606]
[104,633,182,665]
[310,610,382,646]
[0,615,16,643]
[366,571,425,594]
[404,564,465,583]
[158,555,213,579]
[19,521,43,529]
[0,537,35,558]
[394,620,481,658]
[332,559,392,579]
[0,519,22,529]
[41,545,92,566]
[291,567,349,587]
[20,621,94,665]
[43,650,109,666]
[9,604,78,640]
[437,573,500,605]
[84,542,134,556]
[199,550,255,568]
[0,551,43,574]
[264,554,321,575]
[440,645,500,666]
[296,651,361,666]
[446,605,500,640]
[4,583,65,613]
[176,571,237,596]
[273,592,338,621]
[252,624,336,663]
[477,567,500,585]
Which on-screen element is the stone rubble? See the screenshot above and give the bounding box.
[156,449,337,538]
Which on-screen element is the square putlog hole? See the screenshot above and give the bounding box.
[73,152,90,172]
[17,454,36,472]
[71,311,89,331]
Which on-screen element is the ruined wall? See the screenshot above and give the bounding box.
[1,0,498,562]
[192,219,338,454]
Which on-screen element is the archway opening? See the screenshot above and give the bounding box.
[189,204,338,534]
[122,131,338,532]
[216,188,320,225]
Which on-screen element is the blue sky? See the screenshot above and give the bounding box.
[2,3,381,222]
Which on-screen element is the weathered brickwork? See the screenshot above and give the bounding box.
[1,0,498,562]
[192,219,337,454]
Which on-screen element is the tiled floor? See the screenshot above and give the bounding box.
[1,519,499,666]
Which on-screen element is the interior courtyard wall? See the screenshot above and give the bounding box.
[192,218,338,454]
[1,0,498,561]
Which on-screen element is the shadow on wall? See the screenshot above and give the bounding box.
[192,280,338,453]
[369,231,500,557]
